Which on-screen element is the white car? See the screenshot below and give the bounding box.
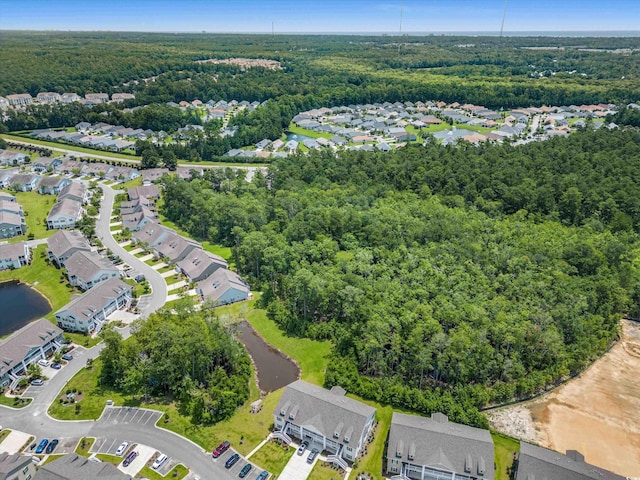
[152,453,168,469]
[115,441,129,456]
[37,359,49,367]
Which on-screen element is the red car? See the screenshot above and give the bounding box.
[212,440,230,458]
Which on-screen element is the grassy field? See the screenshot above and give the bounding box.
[138,464,188,480]
[349,402,393,480]
[248,441,294,476]
[216,294,331,386]
[74,437,95,456]
[492,431,519,480]
[7,190,57,241]
[112,177,142,190]
[41,454,65,465]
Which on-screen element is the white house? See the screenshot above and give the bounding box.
[0,242,31,270]
[36,92,62,104]
[47,229,92,267]
[46,198,83,229]
[54,278,132,334]
[0,319,64,388]
[64,250,121,291]
[58,182,90,204]
[274,380,376,470]
[0,211,27,238]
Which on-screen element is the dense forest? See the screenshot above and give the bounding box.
[161,129,640,427]
[98,306,252,424]
[1,32,639,108]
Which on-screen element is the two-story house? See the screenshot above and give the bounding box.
[64,250,121,291]
[47,229,92,267]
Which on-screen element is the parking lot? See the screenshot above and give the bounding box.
[99,406,163,426]
[213,447,262,480]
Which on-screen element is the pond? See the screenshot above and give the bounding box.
[286,131,314,143]
[236,320,300,393]
[0,281,51,337]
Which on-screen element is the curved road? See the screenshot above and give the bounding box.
[96,184,168,317]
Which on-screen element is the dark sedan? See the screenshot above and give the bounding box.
[45,439,59,454]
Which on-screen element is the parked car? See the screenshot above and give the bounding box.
[37,359,49,367]
[35,439,49,454]
[45,439,59,454]
[123,451,138,467]
[239,464,252,478]
[212,440,230,458]
[50,363,62,370]
[115,441,129,456]
[152,453,168,470]
[296,441,309,456]
[61,353,73,361]
[225,453,240,469]
[30,379,44,387]
[256,471,269,480]
[307,449,319,464]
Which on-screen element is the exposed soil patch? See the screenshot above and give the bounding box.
[487,320,640,477]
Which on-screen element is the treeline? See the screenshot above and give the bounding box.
[1,32,639,110]
[160,129,640,427]
[98,307,251,424]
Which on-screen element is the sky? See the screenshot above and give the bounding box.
[0,0,638,34]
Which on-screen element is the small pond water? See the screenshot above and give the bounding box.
[236,320,300,393]
[286,132,314,143]
[0,281,51,337]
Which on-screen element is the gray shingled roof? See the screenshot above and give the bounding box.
[131,221,173,247]
[121,205,156,230]
[47,230,91,259]
[48,197,82,220]
[0,211,25,227]
[59,181,87,201]
[197,268,249,301]
[154,232,199,262]
[388,412,495,480]
[36,453,133,479]
[39,176,67,187]
[515,442,625,480]
[0,192,16,202]
[64,250,118,284]
[55,278,132,320]
[0,242,28,262]
[0,452,32,476]
[0,319,62,373]
[0,200,22,214]
[177,248,227,281]
[275,380,375,445]
[128,184,159,200]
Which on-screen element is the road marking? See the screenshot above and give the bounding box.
[106,438,117,454]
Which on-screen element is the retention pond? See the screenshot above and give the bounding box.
[0,280,51,337]
[236,320,300,393]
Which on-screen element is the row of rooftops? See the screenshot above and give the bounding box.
[0,92,135,109]
[276,380,626,480]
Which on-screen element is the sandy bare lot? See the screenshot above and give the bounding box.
[487,319,640,477]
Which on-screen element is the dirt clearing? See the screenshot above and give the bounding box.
[487,319,640,477]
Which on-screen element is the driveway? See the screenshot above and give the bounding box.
[96,185,167,317]
[0,429,32,454]
[278,444,318,480]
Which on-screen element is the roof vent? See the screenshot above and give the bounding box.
[465,454,472,473]
[478,456,485,475]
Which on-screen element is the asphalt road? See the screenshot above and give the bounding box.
[96,185,167,317]
[5,138,268,179]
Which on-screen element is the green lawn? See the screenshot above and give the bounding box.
[137,464,188,480]
[0,394,32,408]
[41,454,65,465]
[216,294,331,386]
[0,245,72,321]
[287,124,333,140]
[10,191,57,241]
[0,430,10,443]
[308,462,345,480]
[158,265,174,274]
[96,453,122,465]
[165,275,183,286]
[75,437,95,456]
[113,177,143,190]
[350,402,393,480]
[492,431,520,480]
[248,441,294,476]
